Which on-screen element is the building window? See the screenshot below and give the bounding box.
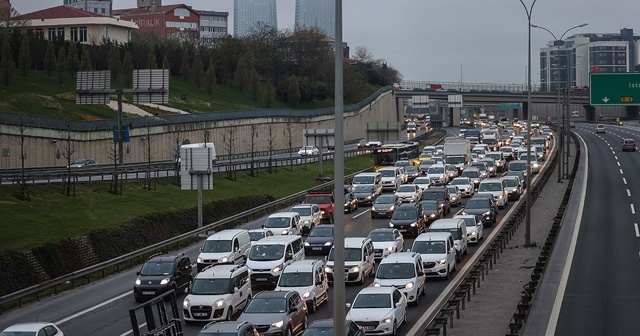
[79,27,87,42]
[101,8,106,14]
[70,27,78,42]
[174,8,190,18]
[35,28,44,39]
[48,28,56,41]
[57,27,65,40]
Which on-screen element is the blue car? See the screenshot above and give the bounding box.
[304,225,334,255]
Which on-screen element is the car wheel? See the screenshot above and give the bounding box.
[413,291,420,306]
[445,265,451,280]
[420,282,426,296]
[184,280,193,294]
[285,326,292,336]
[310,298,317,313]
[391,321,398,336]
[302,314,309,330]
[330,213,335,223]
[226,307,233,321]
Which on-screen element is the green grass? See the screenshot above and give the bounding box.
[0,155,374,252]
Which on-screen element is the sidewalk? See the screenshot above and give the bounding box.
[446,141,576,335]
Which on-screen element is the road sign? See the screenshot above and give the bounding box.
[590,73,640,106]
[499,103,522,109]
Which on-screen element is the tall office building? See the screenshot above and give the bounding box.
[63,0,112,15]
[295,0,334,38]
[233,0,277,36]
[539,28,640,91]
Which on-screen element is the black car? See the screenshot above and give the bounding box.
[352,184,378,205]
[371,194,402,219]
[461,196,498,227]
[344,191,359,213]
[404,166,421,182]
[388,203,426,236]
[134,253,194,302]
[421,186,451,215]
[301,319,365,336]
[420,200,443,224]
[197,321,259,336]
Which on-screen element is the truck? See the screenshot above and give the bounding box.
[303,190,335,223]
[463,129,481,143]
[481,133,499,151]
[443,138,471,172]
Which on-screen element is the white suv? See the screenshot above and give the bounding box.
[373,252,426,305]
[477,178,509,208]
[347,286,408,335]
[325,237,375,284]
[183,264,251,322]
[411,232,457,279]
[275,259,329,313]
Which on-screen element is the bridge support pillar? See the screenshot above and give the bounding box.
[522,102,529,121]
[625,106,639,119]
[450,107,461,127]
[584,105,596,122]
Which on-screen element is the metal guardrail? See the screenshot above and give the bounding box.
[0,130,448,313]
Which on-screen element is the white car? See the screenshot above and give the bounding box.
[368,228,405,260]
[445,185,463,207]
[394,184,422,203]
[449,177,474,197]
[454,214,484,244]
[289,203,322,234]
[412,177,431,191]
[247,228,274,245]
[347,286,408,335]
[1,323,64,336]
[373,252,426,305]
[411,232,457,279]
[275,259,329,313]
[298,146,320,156]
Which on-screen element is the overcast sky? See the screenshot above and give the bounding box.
[13,0,639,85]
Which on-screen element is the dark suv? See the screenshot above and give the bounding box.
[421,186,451,215]
[134,253,194,302]
[461,195,498,227]
[197,321,259,336]
[388,203,427,236]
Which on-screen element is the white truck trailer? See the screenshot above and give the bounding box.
[443,138,471,172]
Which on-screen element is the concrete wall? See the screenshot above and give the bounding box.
[0,90,397,169]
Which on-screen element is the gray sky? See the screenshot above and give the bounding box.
[12,0,639,85]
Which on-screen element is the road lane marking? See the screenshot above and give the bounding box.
[623,178,628,185]
[632,204,636,215]
[119,324,147,336]
[628,189,631,197]
[56,291,131,325]
[352,209,371,219]
[635,223,639,237]
[617,162,621,167]
[620,169,624,175]
[615,156,618,160]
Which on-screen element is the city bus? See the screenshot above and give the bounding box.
[373,142,421,170]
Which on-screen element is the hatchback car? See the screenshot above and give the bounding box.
[304,225,334,255]
[388,203,426,236]
[503,176,522,201]
[196,321,259,336]
[352,184,378,205]
[346,286,408,336]
[371,194,402,219]
[68,158,98,168]
[449,177,474,197]
[368,228,405,260]
[421,187,451,215]
[461,167,482,189]
[298,146,320,156]
[237,291,308,336]
[344,191,359,213]
[0,323,64,336]
[462,196,498,227]
[134,253,194,302]
[394,184,423,203]
[454,214,484,244]
[419,200,443,224]
[445,185,463,207]
[622,139,636,152]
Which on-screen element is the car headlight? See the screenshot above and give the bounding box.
[344,202,349,207]
[498,195,503,199]
[437,258,447,264]
[483,211,490,216]
[324,241,333,246]
[272,320,284,328]
[373,282,381,287]
[405,281,414,289]
[281,230,289,235]
[324,266,333,273]
[512,188,518,192]
[389,223,395,228]
[389,206,395,211]
[349,266,360,273]
[214,298,225,308]
[461,211,468,215]
[304,242,310,246]
[135,278,141,286]
[302,291,311,299]
[321,210,325,215]
[371,206,376,211]
[366,195,372,199]
[451,196,457,201]
[160,277,170,285]
[468,231,477,236]
[301,220,310,225]
[454,243,459,249]
[183,298,190,309]
[430,213,437,218]
[382,317,393,324]
[272,264,283,273]
[197,257,203,263]
[410,221,418,227]
[220,256,229,263]
[386,246,394,251]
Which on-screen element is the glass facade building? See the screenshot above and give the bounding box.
[233,0,277,36]
[63,0,112,15]
[295,0,335,38]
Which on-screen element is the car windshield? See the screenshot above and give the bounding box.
[481,160,495,167]
[428,167,445,174]
[264,217,290,228]
[471,164,486,171]
[202,240,232,253]
[329,247,361,261]
[413,178,430,185]
[354,185,374,193]
[309,226,333,237]
[392,208,417,220]
[248,231,266,241]
[460,217,477,227]
[504,179,518,187]
[244,298,287,313]
[278,272,313,287]
[422,191,444,201]
[375,195,396,204]
[368,231,394,242]
[421,201,439,210]
[379,170,395,177]
[509,162,528,171]
[72,159,87,165]
[191,278,232,295]
[500,148,513,153]
[462,170,479,178]
[452,178,469,185]
[140,261,174,276]
[466,199,489,209]
[412,240,446,254]
[430,228,461,240]
[377,263,415,279]
[397,185,415,193]
[290,207,311,216]
[353,176,374,184]
[445,156,465,164]
[479,183,503,192]
[446,186,457,193]
[249,244,284,261]
[472,149,485,154]
[352,293,391,309]
[305,196,331,204]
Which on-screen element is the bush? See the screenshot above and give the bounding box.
[0,250,40,296]
[32,239,85,278]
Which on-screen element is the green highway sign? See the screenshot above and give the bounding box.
[590,73,640,106]
[499,103,522,109]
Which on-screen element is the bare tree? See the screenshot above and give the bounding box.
[353,46,375,63]
[15,114,30,201]
[285,121,294,171]
[172,127,182,184]
[247,124,259,177]
[222,122,237,180]
[61,120,76,196]
[108,142,122,195]
[0,6,31,29]
[266,122,277,174]
[143,119,155,191]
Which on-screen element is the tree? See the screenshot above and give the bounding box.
[56,47,67,84]
[162,55,170,72]
[67,42,79,75]
[18,34,30,77]
[250,70,259,101]
[15,114,30,201]
[61,119,75,197]
[234,55,251,92]
[43,41,56,77]
[80,46,92,71]
[204,59,215,94]
[142,118,156,191]
[266,122,277,174]
[108,45,120,80]
[146,47,156,69]
[247,124,259,177]
[353,46,374,63]
[0,38,14,86]
[264,83,274,108]
[180,47,190,81]
[222,121,237,180]
[0,6,31,30]
[121,51,133,87]
[285,121,294,171]
[191,49,204,88]
[287,75,301,107]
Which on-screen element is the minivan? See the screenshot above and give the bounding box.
[325,237,375,284]
[429,218,468,262]
[262,212,302,236]
[275,259,329,313]
[378,167,403,191]
[197,229,251,272]
[412,232,457,279]
[374,252,426,305]
[352,172,383,194]
[246,235,305,287]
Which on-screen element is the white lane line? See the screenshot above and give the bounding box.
[624,178,628,185]
[617,162,621,167]
[119,324,147,336]
[615,156,618,160]
[628,189,632,197]
[56,291,131,325]
[620,169,624,175]
[632,204,636,215]
[635,223,639,237]
[352,209,371,219]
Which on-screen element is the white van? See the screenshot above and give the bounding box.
[275,259,329,313]
[197,229,251,272]
[411,232,457,279]
[378,167,403,191]
[374,252,426,305]
[246,235,305,287]
[325,237,375,284]
[429,218,468,262]
[351,172,383,196]
[183,264,251,322]
[262,212,302,236]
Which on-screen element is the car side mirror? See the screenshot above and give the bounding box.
[199,247,202,252]
[233,286,239,293]
[417,271,424,276]
[136,271,140,276]
[290,306,297,313]
[346,302,352,308]
[286,253,293,261]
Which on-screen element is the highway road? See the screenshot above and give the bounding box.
[0,126,554,336]
[549,123,640,335]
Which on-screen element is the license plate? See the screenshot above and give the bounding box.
[374,252,382,256]
[399,229,407,232]
[194,313,207,317]
[364,326,374,331]
[312,247,322,250]
[256,278,267,282]
[142,291,155,295]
